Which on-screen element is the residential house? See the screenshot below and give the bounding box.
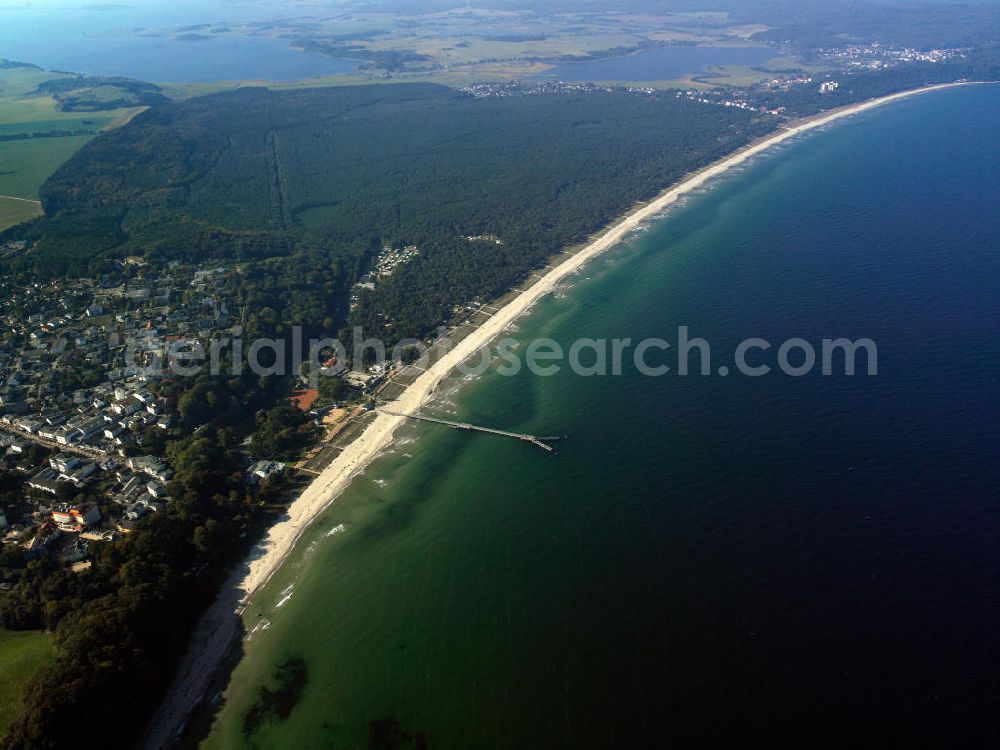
[112,396,143,417]
[50,453,80,475]
[27,467,60,494]
[247,460,284,486]
[128,455,173,482]
[51,503,100,531]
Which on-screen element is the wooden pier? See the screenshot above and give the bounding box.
[379,409,563,453]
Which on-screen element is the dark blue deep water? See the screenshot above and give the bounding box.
[207,85,1000,748]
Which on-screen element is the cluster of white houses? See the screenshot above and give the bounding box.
[0,262,284,569]
[3,385,169,450]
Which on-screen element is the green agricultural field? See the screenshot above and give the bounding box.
[0,198,42,229]
[0,629,55,736]
[691,56,832,88]
[0,66,70,99]
[0,135,93,229]
[0,136,93,198]
[366,31,645,68]
[0,66,146,230]
[0,116,104,137]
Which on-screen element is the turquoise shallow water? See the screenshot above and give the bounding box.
[204,85,1000,748]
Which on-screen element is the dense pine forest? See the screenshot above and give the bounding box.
[5,83,775,342]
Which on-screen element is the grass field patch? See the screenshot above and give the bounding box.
[0,629,55,736]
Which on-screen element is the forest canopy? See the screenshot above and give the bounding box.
[8,82,776,339]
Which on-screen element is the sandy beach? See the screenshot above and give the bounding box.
[142,80,976,749]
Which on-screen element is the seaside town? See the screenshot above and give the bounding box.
[813,43,968,68]
[464,43,969,120]
[0,251,388,581]
[0,257,215,572]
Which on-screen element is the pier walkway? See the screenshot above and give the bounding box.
[379,409,562,453]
